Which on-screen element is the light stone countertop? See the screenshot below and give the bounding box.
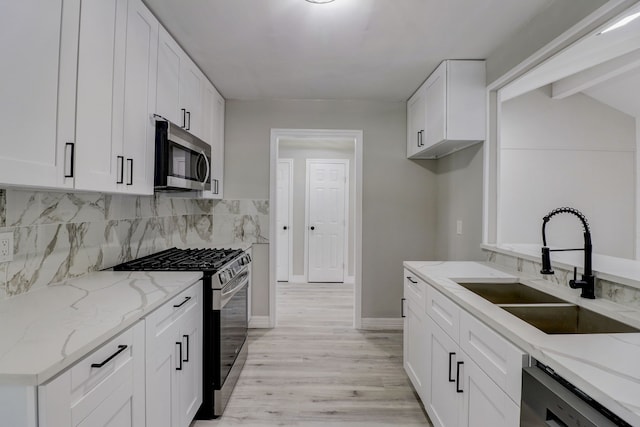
[0,271,202,386]
[404,260,640,427]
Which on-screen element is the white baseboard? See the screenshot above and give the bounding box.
[290,275,306,283]
[360,318,404,330]
[249,316,271,328]
[344,276,355,284]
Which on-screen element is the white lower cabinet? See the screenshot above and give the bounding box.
[402,272,427,398]
[146,283,203,427]
[38,321,145,427]
[404,274,525,427]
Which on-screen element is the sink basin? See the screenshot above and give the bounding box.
[457,282,566,305]
[501,305,640,334]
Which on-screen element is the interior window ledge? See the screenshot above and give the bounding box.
[482,243,640,291]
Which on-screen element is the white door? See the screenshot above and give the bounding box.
[306,160,347,283]
[277,159,293,282]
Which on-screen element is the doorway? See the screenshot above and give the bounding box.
[276,159,293,282]
[269,129,363,328]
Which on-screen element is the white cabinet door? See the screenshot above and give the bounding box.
[406,86,426,157]
[459,357,520,427]
[404,298,427,398]
[121,0,158,195]
[425,321,462,427]
[0,1,78,190]
[180,59,204,138]
[156,27,183,126]
[74,0,125,193]
[424,63,447,150]
[211,91,225,198]
[177,294,203,427]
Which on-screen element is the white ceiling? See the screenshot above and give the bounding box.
[143,0,553,101]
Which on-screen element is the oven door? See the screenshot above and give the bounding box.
[218,268,249,385]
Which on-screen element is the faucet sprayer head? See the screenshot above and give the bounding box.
[540,247,554,274]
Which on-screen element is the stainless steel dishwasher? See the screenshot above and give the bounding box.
[521,361,631,427]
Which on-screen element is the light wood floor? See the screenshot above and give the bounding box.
[194,282,432,427]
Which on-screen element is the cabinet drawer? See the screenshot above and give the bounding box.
[404,270,425,306]
[426,286,460,342]
[146,283,200,341]
[459,311,525,403]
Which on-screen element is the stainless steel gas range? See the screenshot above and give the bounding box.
[114,247,251,419]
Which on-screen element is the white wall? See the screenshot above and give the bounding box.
[500,87,636,258]
[435,144,485,261]
[279,140,356,278]
[224,99,437,318]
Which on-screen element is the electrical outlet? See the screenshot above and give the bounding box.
[456,220,463,235]
[0,232,14,263]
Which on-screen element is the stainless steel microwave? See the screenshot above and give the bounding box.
[154,119,211,192]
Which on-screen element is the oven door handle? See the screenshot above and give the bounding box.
[222,276,248,299]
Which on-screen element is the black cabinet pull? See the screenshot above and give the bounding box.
[183,334,189,362]
[213,179,219,194]
[456,361,464,393]
[448,352,456,382]
[116,156,124,184]
[186,111,191,131]
[417,130,421,147]
[91,345,127,368]
[126,158,133,185]
[181,108,186,128]
[176,342,183,370]
[64,143,75,178]
[406,276,418,284]
[401,298,406,318]
[173,296,191,308]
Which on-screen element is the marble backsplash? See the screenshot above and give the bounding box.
[486,250,640,309]
[212,199,269,245]
[0,189,215,299]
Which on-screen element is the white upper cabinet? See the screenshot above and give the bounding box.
[406,85,426,158]
[202,84,225,199]
[156,28,209,141]
[75,0,158,195]
[407,60,486,159]
[0,0,78,190]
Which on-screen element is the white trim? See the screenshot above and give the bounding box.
[304,158,349,283]
[483,0,639,247]
[344,275,355,285]
[270,128,363,329]
[276,158,294,282]
[360,318,404,330]
[248,316,271,329]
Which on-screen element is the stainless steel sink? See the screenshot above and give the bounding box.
[501,304,640,334]
[457,282,566,305]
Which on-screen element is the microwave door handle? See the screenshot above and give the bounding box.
[201,150,210,186]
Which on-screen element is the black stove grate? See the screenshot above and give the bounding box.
[113,247,243,272]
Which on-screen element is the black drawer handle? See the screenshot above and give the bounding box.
[91,345,128,368]
[173,296,191,308]
[401,298,406,318]
[406,276,418,284]
[181,108,186,128]
[456,361,464,393]
[448,352,456,382]
[186,111,191,131]
[176,342,183,371]
[183,334,189,362]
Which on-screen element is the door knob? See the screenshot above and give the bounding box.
[310,226,315,230]
[283,226,288,230]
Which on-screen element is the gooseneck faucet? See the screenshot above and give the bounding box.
[540,207,595,299]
